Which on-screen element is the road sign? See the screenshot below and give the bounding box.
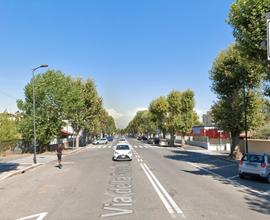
[267,19,270,60]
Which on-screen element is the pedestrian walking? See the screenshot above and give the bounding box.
[56,143,64,168]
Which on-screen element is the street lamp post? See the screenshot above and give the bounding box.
[243,79,248,154]
[32,64,48,164]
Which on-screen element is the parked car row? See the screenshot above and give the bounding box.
[136,136,162,145]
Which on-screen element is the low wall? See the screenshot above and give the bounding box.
[187,137,230,152]
[186,140,209,148]
[240,139,270,154]
[208,143,231,152]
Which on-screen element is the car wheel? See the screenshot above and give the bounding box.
[239,173,245,179]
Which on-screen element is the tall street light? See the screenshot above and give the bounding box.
[32,64,48,164]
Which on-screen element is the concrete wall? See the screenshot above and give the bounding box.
[240,139,270,154]
[187,136,230,152]
[208,143,231,152]
[186,140,209,149]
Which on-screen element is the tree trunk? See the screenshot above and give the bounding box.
[181,135,185,147]
[230,132,241,159]
[162,129,166,139]
[170,133,175,147]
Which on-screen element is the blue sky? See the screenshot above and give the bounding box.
[0,0,234,128]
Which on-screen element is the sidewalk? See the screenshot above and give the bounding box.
[0,147,85,182]
[182,144,238,163]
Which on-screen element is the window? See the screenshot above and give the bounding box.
[116,145,129,150]
[247,154,264,163]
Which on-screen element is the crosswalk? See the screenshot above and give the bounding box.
[88,144,164,150]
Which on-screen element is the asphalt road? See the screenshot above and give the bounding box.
[0,138,269,220]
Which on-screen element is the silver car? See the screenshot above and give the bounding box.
[239,153,270,183]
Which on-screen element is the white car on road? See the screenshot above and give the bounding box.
[118,137,127,143]
[93,138,108,145]
[113,144,132,161]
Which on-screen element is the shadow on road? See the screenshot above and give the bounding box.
[164,150,270,216]
[0,162,19,173]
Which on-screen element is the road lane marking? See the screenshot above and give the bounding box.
[227,175,239,180]
[144,145,148,148]
[98,146,102,149]
[108,146,112,149]
[16,212,48,220]
[103,145,107,148]
[187,162,225,179]
[144,164,185,217]
[92,146,97,149]
[134,146,138,148]
[187,162,270,196]
[139,146,143,149]
[209,164,237,171]
[139,163,176,217]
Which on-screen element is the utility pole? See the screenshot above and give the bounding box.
[32,64,48,164]
[243,78,248,154]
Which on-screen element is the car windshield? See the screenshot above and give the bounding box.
[116,145,129,150]
[246,154,265,163]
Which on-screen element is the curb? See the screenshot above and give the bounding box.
[0,148,85,182]
[181,147,239,164]
[0,163,42,182]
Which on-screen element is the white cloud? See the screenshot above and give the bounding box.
[195,108,205,121]
[106,108,123,119]
[106,107,147,129]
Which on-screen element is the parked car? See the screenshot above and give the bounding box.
[159,139,169,147]
[118,137,127,143]
[147,138,154,144]
[113,143,132,161]
[142,136,148,141]
[106,136,114,142]
[93,138,108,145]
[239,153,270,183]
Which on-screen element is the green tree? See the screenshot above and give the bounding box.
[167,90,195,146]
[177,90,195,146]
[253,98,270,138]
[210,44,263,158]
[139,111,157,137]
[193,111,202,126]
[228,0,270,93]
[17,70,70,151]
[167,90,181,146]
[0,113,20,155]
[66,78,103,147]
[149,97,169,138]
